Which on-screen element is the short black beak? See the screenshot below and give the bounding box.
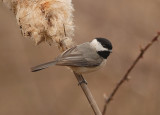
[109,50,112,53]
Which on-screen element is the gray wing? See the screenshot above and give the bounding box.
[56,43,103,67]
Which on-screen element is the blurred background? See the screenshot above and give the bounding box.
[0,0,160,115]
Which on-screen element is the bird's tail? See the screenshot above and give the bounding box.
[31,61,57,72]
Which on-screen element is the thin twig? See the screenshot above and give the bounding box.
[74,72,102,115]
[102,32,160,115]
[63,24,67,37]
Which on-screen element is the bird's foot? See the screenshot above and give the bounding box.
[78,79,88,85]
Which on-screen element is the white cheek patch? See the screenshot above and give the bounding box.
[90,39,108,51]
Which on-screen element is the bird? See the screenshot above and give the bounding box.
[31,38,112,74]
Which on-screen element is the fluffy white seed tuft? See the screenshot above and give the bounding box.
[2,0,75,51]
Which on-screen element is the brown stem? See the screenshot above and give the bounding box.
[74,72,102,115]
[102,32,160,115]
[63,23,101,114]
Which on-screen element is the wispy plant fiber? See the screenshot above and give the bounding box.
[2,0,74,50]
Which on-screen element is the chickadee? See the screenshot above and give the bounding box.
[31,38,112,74]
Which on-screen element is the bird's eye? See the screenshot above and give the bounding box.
[102,44,107,48]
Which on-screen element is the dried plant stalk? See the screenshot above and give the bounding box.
[2,0,74,51]
[74,72,102,115]
[2,0,102,114]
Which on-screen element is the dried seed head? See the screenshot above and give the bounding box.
[2,0,75,51]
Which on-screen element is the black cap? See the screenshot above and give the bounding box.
[96,38,112,50]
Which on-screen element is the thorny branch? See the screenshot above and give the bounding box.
[102,32,160,115]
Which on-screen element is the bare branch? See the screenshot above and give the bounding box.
[102,32,160,115]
